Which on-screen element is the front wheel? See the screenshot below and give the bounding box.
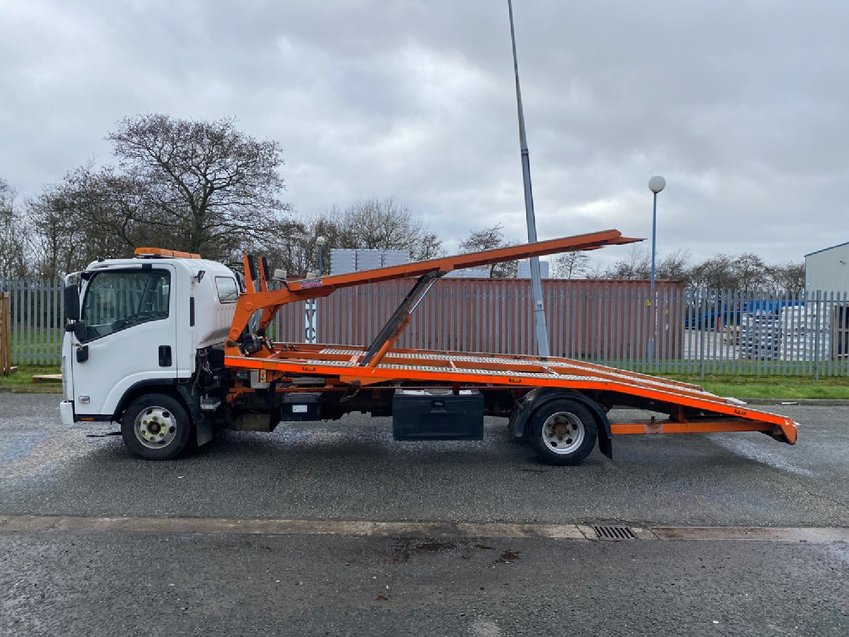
[121,393,192,460]
[528,399,598,466]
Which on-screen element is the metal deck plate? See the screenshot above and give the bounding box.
[315,347,721,398]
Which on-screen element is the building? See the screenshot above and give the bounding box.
[516,259,551,279]
[805,241,849,293]
[329,248,410,275]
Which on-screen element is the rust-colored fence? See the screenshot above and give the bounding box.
[272,278,684,362]
[0,292,11,375]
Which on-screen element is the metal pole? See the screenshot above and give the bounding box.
[507,0,550,357]
[648,191,657,366]
[646,175,665,369]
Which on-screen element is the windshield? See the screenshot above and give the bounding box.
[80,269,171,342]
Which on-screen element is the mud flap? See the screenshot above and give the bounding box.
[176,384,214,447]
[509,388,613,459]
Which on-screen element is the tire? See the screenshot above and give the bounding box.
[121,393,192,460]
[528,399,598,466]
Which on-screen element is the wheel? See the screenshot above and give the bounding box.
[121,393,192,460]
[528,399,598,466]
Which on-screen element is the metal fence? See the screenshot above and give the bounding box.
[274,279,684,361]
[2,276,847,377]
[675,289,849,378]
[0,278,64,367]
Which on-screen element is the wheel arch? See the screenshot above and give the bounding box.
[509,388,612,458]
[113,380,183,422]
[113,380,213,447]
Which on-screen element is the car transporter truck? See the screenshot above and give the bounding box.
[59,228,797,465]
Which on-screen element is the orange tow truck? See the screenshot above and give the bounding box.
[60,228,797,464]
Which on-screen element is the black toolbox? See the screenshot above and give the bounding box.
[281,393,321,421]
[392,389,484,441]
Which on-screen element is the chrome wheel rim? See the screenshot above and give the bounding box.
[134,406,178,449]
[541,411,585,455]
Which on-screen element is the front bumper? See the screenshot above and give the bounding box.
[59,400,75,425]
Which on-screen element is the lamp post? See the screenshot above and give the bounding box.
[647,175,666,367]
[507,0,550,357]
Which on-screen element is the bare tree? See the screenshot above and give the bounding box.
[552,251,590,279]
[733,253,769,295]
[23,115,292,275]
[0,179,31,278]
[459,224,516,277]
[688,254,736,290]
[261,215,341,278]
[767,262,805,295]
[604,245,650,279]
[26,163,169,276]
[27,194,78,279]
[335,198,443,261]
[655,248,692,282]
[107,114,290,260]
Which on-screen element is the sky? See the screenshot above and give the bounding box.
[1,0,847,269]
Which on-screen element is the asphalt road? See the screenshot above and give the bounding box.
[2,393,848,635]
[2,394,848,526]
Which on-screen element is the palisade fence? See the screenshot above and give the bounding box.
[2,277,848,378]
[0,278,65,367]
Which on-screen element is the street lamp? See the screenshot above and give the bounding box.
[507,0,550,357]
[316,236,326,275]
[648,175,666,367]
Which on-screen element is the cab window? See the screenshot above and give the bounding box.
[215,276,239,303]
[80,269,170,342]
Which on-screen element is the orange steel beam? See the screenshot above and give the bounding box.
[610,421,775,436]
[258,256,270,293]
[225,228,641,348]
[241,254,255,294]
[288,229,637,292]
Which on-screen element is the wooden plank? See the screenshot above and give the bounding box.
[32,374,63,383]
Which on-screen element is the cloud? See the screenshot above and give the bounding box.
[1,0,847,268]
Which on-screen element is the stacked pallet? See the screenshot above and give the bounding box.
[738,312,782,359]
[780,306,831,361]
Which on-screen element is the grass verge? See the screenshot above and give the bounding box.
[0,365,62,391]
[666,374,849,400]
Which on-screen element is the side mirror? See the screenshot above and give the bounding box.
[73,320,87,342]
[64,282,80,322]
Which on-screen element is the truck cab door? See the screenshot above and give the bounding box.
[70,265,178,418]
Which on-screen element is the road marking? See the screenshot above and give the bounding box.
[0,514,848,543]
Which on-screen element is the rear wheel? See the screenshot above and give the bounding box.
[528,399,597,466]
[121,393,191,460]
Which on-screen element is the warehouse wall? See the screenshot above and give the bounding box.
[806,242,849,293]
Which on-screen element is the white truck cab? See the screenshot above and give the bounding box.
[60,249,239,458]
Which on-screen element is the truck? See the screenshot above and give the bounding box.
[59,228,798,465]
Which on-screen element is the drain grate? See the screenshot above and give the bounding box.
[592,525,637,540]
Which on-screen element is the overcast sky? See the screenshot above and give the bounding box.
[1,0,847,268]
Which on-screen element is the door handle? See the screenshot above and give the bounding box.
[158,345,172,367]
